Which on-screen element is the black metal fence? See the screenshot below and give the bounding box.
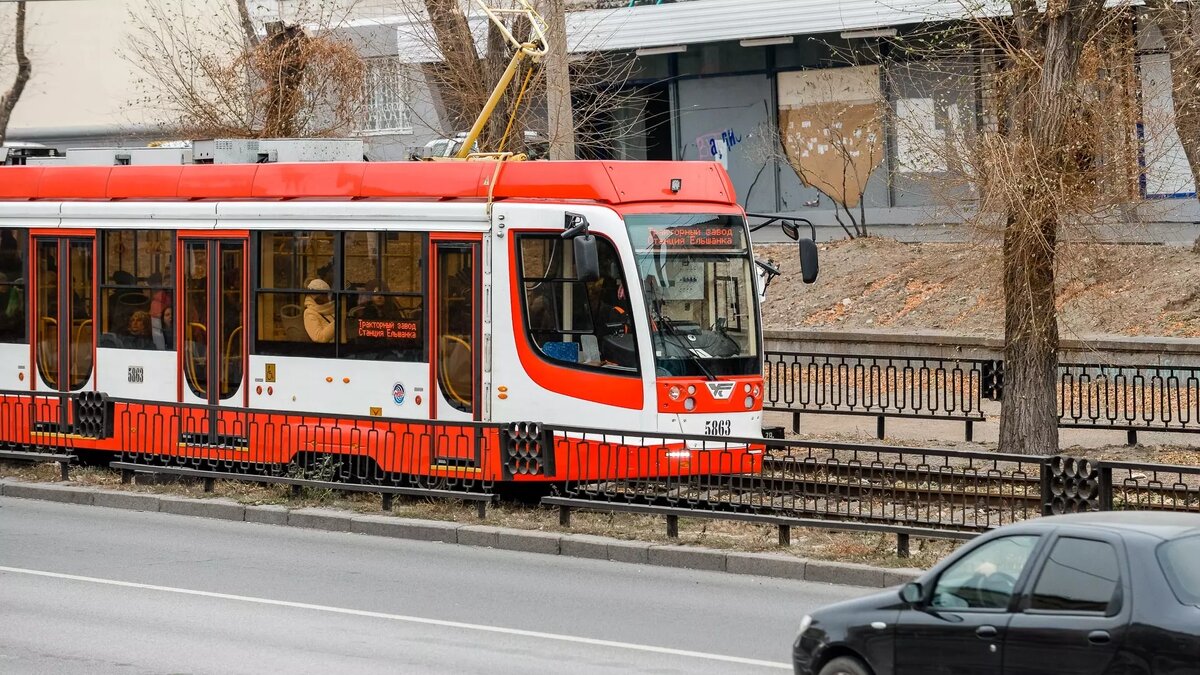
[767,350,1200,442]
[548,424,1200,555]
[763,352,998,440]
[1059,364,1200,442]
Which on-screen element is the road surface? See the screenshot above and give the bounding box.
[0,497,871,674]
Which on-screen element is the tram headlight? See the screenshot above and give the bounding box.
[744,395,755,409]
[668,385,682,401]
[744,384,752,393]
[687,385,696,395]
[752,384,761,398]
[684,397,696,411]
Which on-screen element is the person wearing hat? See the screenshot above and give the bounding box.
[304,278,336,343]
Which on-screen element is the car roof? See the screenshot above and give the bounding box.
[1029,511,1200,541]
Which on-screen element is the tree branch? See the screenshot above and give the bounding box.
[0,1,31,146]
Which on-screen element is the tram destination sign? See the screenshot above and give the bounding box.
[653,224,737,249]
[357,320,419,340]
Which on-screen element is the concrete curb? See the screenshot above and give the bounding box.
[0,479,924,589]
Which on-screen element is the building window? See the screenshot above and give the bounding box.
[362,58,413,134]
[99,231,174,350]
[0,228,26,343]
[255,231,425,361]
[516,234,638,373]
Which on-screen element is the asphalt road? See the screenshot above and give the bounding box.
[0,498,870,674]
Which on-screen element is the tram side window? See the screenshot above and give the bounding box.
[99,231,175,350]
[340,231,425,361]
[0,228,26,343]
[517,234,638,373]
[255,231,426,361]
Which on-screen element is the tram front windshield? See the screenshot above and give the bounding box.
[625,214,760,378]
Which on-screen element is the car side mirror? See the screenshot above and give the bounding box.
[798,238,819,284]
[900,582,924,605]
[573,235,599,282]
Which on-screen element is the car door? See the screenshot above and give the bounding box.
[894,534,1043,675]
[1002,532,1129,675]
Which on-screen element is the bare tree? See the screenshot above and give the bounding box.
[124,0,367,139]
[398,0,650,157]
[0,1,31,146]
[953,4,1133,454]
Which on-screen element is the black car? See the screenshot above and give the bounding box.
[794,512,1200,675]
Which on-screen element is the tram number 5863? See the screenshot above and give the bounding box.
[704,420,732,436]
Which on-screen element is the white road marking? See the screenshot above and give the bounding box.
[0,565,791,670]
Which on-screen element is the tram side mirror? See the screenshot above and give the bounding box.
[781,221,799,241]
[798,238,819,284]
[573,235,600,282]
[563,212,599,282]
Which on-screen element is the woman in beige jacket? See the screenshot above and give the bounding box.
[303,278,336,343]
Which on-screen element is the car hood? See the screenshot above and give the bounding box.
[817,589,907,617]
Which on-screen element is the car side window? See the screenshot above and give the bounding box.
[932,535,1040,610]
[1029,537,1120,614]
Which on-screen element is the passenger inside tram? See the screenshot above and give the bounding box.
[303,278,336,343]
[124,310,155,350]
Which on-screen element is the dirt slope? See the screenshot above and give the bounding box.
[758,237,1200,337]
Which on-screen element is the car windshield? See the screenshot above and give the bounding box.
[1158,534,1200,605]
[625,214,759,377]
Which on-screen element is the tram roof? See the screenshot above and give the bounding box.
[0,160,738,207]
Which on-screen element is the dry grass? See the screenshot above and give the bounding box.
[0,460,954,569]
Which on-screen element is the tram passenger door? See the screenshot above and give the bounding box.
[431,240,480,424]
[178,238,247,446]
[31,236,96,432]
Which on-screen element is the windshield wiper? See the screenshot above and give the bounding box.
[655,314,717,382]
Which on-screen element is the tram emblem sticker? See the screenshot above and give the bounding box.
[392,382,406,406]
[706,382,735,400]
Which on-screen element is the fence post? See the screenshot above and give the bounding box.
[965,420,974,443]
[666,514,679,539]
[1099,465,1113,511]
[792,412,801,434]
[1039,458,1054,516]
[120,468,133,485]
[476,501,488,519]
[59,461,69,482]
[896,533,910,558]
[203,477,215,493]
[876,416,886,440]
[778,524,791,547]
[559,504,571,528]
[1126,430,1138,446]
[381,493,394,512]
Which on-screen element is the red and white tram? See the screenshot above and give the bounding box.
[0,150,816,482]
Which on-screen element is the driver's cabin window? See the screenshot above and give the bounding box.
[516,234,638,373]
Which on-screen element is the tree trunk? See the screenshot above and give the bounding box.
[423,0,488,133]
[997,0,1102,455]
[0,1,31,147]
[998,215,1060,455]
[261,22,309,138]
[235,0,261,48]
[543,0,576,160]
